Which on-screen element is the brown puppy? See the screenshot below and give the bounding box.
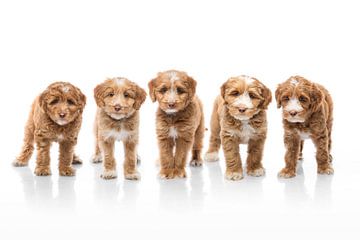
[148,70,205,179]
[205,75,272,180]
[276,76,334,178]
[92,77,146,180]
[13,82,86,176]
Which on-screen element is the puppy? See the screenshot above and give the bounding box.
[204,75,272,180]
[92,77,146,180]
[13,82,86,176]
[148,70,205,179]
[276,76,334,178]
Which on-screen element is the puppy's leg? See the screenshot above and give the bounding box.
[312,131,334,175]
[190,114,205,167]
[34,140,52,176]
[204,101,221,162]
[99,138,117,179]
[92,123,102,163]
[123,140,140,180]
[59,141,76,176]
[174,137,193,178]
[246,138,265,177]
[14,111,35,166]
[158,138,175,179]
[278,134,301,178]
[298,140,304,161]
[222,135,243,181]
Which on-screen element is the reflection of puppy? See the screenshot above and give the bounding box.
[13,82,86,176]
[148,70,205,179]
[205,75,272,180]
[92,77,146,180]
[276,76,334,178]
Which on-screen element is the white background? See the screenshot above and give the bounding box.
[0,0,359,239]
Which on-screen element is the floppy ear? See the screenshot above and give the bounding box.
[275,84,283,108]
[259,84,272,109]
[94,83,106,107]
[39,89,49,113]
[75,86,86,113]
[133,84,147,110]
[148,78,157,102]
[186,76,197,100]
[310,84,324,113]
[220,82,228,104]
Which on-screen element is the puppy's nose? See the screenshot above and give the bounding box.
[289,111,298,117]
[168,103,176,109]
[238,107,247,113]
[59,113,66,118]
[114,105,121,112]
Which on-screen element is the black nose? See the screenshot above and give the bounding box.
[114,105,121,112]
[59,113,66,118]
[168,103,176,109]
[238,107,247,113]
[289,111,298,117]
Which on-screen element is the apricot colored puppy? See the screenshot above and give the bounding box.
[148,70,205,179]
[13,82,86,176]
[205,75,272,180]
[92,77,146,180]
[276,76,334,178]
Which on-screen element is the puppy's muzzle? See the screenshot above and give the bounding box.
[114,105,122,112]
[59,112,66,118]
[289,110,298,117]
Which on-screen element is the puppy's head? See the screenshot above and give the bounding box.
[275,76,323,123]
[39,82,86,126]
[94,77,146,120]
[148,70,196,114]
[221,75,272,121]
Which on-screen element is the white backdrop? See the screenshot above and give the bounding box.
[0,0,359,239]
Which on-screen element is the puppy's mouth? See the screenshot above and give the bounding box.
[283,111,305,123]
[285,116,305,123]
[107,108,135,120]
[55,119,69,126]
[161,102,179,114]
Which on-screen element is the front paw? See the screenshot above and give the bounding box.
[101,169,117,179]
[318,165,334,175]
[190,159,203,167]
[204,151,219,162]
[174,168,187,178]
[12,158,28,167]
[159,168,175,179]
[59,166,76,176]
[125,171,141,180]
[91,154,102,163]
[278,168,296,178]
[247,167,265,177]
[225,170,244,181]
[34,167,52,176]
[72,155,82,165]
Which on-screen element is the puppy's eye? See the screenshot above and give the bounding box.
[67,99,75,105]
[299,96,307,102]
[49,99,59,105]
[230,91,240,96]
[124,92,130,98]
[107,93,115,97]
[176,87,186,94]
[282,96,289,101]
[249,93,257,99]
[159,87,167,94]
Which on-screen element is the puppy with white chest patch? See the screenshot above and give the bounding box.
[276,76,334,178]
[92,77,146,180]
[204,75,272,180]
[148,70,205,179]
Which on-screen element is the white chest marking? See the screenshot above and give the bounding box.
[284,97,303,112]
[299,131,310,140]
[103,129,131,141]
[226,121,256,144]
[169,126,178,139]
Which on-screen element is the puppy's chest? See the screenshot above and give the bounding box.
[226,121,257,144]
[102,127,133,141]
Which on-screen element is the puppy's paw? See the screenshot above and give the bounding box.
[92,154,102,163]
[101,169,117,179]
[318,165,334,175]
[190,159,203,167]
[59,166,76,176]
[225,170,244,181]
[136,154,141,165]
[204,152,219,162]
[159,169,175,179]
[278,168,296,178]
[247,167,265,177]
[12,158,28,167]
[125,171,141,180]
[174,168,187,178]
[72,155,82,165]
[34,167,52,176]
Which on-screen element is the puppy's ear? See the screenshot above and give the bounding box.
[75,86,86,112]
[94,83,106,107]
[148,78,157,102]
[275,84,283,108]
[133,84,147,110]
[310,84,324,113]
[186,76,197,100]
[220,81,228,103]
[259,84,272,109]
[39,89,49,113]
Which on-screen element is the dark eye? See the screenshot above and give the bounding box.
[249,93,257,99]
[107,92,114,97]
[299,96,307,102]
[124,92,130,98]
[159,87,167,94]
[67,99,75,105]
[283,96,289,101]
[49,99,59,105]
[176,87,186,94]
[230,91,240,96]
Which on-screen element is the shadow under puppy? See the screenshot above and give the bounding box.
[276,76,334,178]
[92,77,146,180]
[148,70,205,179]
[14,82,86,176]
[204,75,272,180]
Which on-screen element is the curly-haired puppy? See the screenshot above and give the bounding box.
[92,77,146,180]
[276,76,334,178]
[148,70,205,179]
[13,82,86,176]
[204,75,272,180]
